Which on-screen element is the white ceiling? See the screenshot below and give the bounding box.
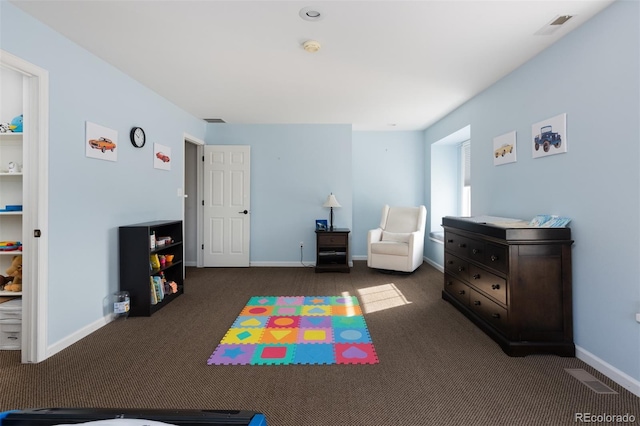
[11,0,614,131]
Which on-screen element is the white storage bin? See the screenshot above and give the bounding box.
[0,320,21,350]
[0,298,21,321]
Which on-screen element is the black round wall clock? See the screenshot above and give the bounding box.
[130,127,146,148]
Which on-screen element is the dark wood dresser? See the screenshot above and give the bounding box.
[441,216,574,357]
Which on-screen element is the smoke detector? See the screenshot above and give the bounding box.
[303,40,321,53]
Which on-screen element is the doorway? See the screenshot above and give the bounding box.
[0,50,49,363]
[183,134,204,270]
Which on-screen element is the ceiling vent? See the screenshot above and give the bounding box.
[535,15,574,36]
[204,118,226,123]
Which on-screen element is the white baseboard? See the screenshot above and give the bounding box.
[46,314,112,359]
[249,261,355,267]
[184,260,197,267]
[575,345,640,397]
[424,256,444,272]
[249,261,315,267]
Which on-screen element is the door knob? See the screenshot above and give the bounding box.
[239,210,248,214]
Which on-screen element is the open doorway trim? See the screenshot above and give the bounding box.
[183,133,205,268]
[1,50,49,363]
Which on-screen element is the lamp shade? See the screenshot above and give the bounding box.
[323,194,341,208]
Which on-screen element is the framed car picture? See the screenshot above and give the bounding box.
[153,143,171,170]
[532,113,567,159]
[493,131,517,166]
[85,121,117,162]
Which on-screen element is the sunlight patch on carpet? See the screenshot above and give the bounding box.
[207,296,379,365]
[355,283,411,314]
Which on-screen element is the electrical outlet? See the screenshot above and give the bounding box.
[636,313,640,323]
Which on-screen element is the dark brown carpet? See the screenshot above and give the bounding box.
[1,262,638,425]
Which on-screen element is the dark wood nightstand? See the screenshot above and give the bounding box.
[315,228,350,273]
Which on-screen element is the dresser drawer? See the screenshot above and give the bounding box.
[444,253,469,281]
[444,274,470,306]
[317,234,347,247]
[467,238,485,264]
[469,289,508,334]
[445,233,473,258]
[468,265,507,306]
[483,243,508,273]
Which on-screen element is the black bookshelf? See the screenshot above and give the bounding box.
[119,220,184,316]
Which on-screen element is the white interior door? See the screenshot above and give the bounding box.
[203,145,250,267]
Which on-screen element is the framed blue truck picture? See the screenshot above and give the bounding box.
[532,113,567,159]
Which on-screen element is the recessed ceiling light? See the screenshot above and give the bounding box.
[299,6,323,22]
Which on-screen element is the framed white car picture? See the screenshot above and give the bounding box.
[493,131,517,166]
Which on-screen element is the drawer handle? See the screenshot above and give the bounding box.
[447,260,454,265]
[491,284,501,290]
[473,274,480,279]
[447,239,454,243]
[473,300,481,306]
[458,243,466,248]
[492,313,501,319]
[8,336,18,340]
[458,290,465,295]
[472,248,480,254]
[446,281,453,286]
[458,266,465,272]
[490,255,499,262]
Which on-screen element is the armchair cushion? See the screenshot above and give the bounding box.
[370,241,410,256]
[381,231,412,243]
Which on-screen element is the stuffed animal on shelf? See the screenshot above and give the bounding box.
[9,114,23,133]
[0,123,11,133]
[4,255,22,292]
[0,274,13,291]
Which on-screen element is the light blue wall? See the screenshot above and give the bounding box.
[1,2,206,345]
[205,127,424,262]
[352,131,424,257]
[205,124,352,264]
[424,1,640,382]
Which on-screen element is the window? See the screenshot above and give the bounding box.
[429,125,471,243]
[461,140,471,217]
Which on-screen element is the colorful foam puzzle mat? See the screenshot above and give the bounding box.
[207,296,379,365]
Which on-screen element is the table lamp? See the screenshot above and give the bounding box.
[322,193,341,231]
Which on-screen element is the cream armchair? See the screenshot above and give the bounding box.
[367,205,427,273]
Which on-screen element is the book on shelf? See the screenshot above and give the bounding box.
[150,277,158,305]
[153,276,164,301]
